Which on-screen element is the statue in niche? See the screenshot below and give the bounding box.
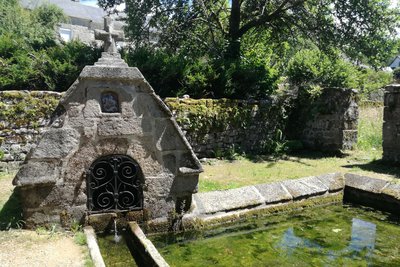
[101,92,119,113]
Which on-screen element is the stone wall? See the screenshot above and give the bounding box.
[164,97,289,157]
[383,84,400,162]
[296,88,358,151]
[0,88,358,167]
[0,91,62,166]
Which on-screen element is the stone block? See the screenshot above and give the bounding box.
[281,176,329,199]
[133,93,167,118]
[87,213,117,232]
[344,173,389,193]
[98,118,143,136]
[143,196,174,219]
[145,177,174,198]
[382,183,400,200]
[255,182,292,204]
[97,138,129,155]
[315,173,344,192]
[162,153,176,174]
[171,175,199,194]
[13,161,60,186]
[193,186,264,214]
[30,128,80,159]
[67,104,84,117]
[141,116,153,133]
[80,66,144,82]
[83,99,101,118]
[154,121,176,151]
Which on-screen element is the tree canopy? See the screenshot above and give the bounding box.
[101,0,399,67]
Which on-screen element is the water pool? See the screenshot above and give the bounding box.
[97,233,138,267]
[150,205,400,266]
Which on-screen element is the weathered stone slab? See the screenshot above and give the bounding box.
[315,173,344,192]
[97,118,143,136]
[381,183,400,200]
[344,173,389,193]
[193,186,264,214]
[254,182,292,204]
[80,66,144,81]
[31,128,80,159]
[13,161,59,186]
[128,222,170,267]
[281,176,329,199]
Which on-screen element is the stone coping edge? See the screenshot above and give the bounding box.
[344,173,400,214]
[180,193,343,232]
[144,173,400,233]
[84,226,106,267]
[192,172,344,215]
[127,222,170,267]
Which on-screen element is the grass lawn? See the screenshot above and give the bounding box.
[199,104,400,192]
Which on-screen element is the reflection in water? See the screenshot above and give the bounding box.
[349,218,376,257]
[278,227,322,253]
[278,218,377,263]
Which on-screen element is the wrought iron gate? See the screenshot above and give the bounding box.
[87,155,143,213]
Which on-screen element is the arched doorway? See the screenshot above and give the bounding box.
[87,154,143,213]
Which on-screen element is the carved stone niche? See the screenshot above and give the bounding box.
[13,52,203,229]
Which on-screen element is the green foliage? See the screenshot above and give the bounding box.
[212,57,279,99]
[125,46,280,98]
[0,1,100,91]
[357,69,393,100]
[287,49,357,91]
[70,220,87,246]
[0,92,60,129]
[124,47,187,97]
[74,232,87,246]
[165,98,256,134]
[260,129,289,157]
[213,145,243,161]
[109,0,399,67]
[357,104,383,151]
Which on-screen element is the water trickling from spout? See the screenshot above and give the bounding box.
[113,218,121,243]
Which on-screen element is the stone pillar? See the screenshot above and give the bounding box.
[383,84,400,162]
[300,88,359,152]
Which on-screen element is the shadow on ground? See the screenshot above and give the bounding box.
[343,160,400,179]
[0,189,24,230]
[247,150,346,163]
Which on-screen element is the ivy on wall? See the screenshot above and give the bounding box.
[165,97,289,155]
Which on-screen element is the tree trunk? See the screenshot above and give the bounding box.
[227,0,241,61]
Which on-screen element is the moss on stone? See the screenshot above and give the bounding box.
[0,91,62,131]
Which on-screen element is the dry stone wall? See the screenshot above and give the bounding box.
[292,88,359,151]
[164,97,289,157]
[0,88,358,169]
[0,91,62,170]
[383,84,400,162]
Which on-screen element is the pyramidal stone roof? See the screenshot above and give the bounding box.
[13,52,203,227]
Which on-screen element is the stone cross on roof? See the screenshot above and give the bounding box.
[95,16,124,53]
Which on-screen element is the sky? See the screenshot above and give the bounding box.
[79,0,125,11]
[80,0,398,11]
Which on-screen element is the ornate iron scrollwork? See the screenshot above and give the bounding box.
[87,155,143,213]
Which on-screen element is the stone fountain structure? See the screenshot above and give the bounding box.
[13,17,202,228]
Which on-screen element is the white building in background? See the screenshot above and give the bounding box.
[389,56,400,70]
[20,0,125,45]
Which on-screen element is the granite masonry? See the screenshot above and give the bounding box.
[298,88,359,151]
[12,50,203,228]
[1,89,358,166]
[383,84,400,162]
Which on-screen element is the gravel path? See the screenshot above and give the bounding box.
[0,174,88,267]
